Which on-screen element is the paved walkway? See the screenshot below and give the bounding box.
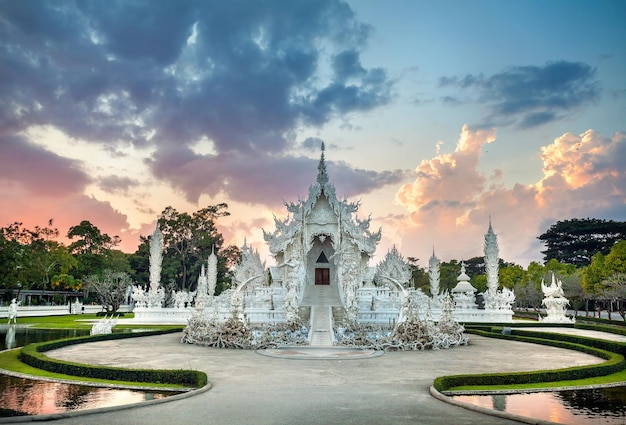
[14,331,610,425]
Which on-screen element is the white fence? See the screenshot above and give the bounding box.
[0,304,132,319]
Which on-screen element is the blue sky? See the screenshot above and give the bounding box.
[0,0,624,268]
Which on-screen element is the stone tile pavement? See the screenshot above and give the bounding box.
[4,331,610,425]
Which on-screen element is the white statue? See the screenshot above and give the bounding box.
[90,315,118,335]
[540,273,574,323]
[541,273,565,298]
[282,256,302,323]
[7,298,20,324]
[131,285,147,308]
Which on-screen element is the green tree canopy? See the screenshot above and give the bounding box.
[582,240,626,295]
[153,204,236,292]
[538,218,626,267]
[84,269,132,313]
[0,221,78,295]
[67,220,124,279]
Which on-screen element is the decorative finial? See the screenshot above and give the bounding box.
[317,141,329,186]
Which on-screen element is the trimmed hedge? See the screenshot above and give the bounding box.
[575,322,626,336]
[574,315,626,327]
[434,329,625,392]
[20,329,207,388]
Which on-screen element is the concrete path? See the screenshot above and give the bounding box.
[309,305,333,346]
[302,285,342,346]
[300,284,342,307]
[23,331,608,425]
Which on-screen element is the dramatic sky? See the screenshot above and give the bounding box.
[1,0,624,268]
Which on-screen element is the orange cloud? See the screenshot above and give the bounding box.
[0,187,140,253]
[396,124,496,226]
[393,127,625,266]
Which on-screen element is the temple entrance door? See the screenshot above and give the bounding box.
[315,268,330,285]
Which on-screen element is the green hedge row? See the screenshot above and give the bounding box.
[575,322,626,336]
[20,329,207,388]
[574,315,626,327]
[510,328,626,355]
[434,329,625,392]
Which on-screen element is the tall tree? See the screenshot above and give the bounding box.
[67,220,121,278]
[84,270,132,313]
[128,236,151,287]
[406,257,429,291]
[0,221,78,294]
[582,240,626,296]
[0,224,28,300]
[158,204,230,290]
[67,220,120,255]
[538,218,626,267]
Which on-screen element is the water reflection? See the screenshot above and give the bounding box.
[452,387,626,425]
[4,325,16,349]
[0,325,90,351]
[0,326,179,417]
[0,375,169,416]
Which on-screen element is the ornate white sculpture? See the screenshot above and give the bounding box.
[195,264,209,308]
[147,224,165,308]
[131,285,147,307]
[7,298,19,324]
[451,262,477,309]
[281,255,302,323]
[428,248,440,296]
[540,273,575,323]
[90,315,118,335]
[208,247,217,298]
[484,218,499,293]
[481,219,516,312]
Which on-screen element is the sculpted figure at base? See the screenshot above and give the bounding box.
[7,298,19,324]
[540,273,575,323]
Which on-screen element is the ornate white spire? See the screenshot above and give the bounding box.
[208,246,217,297]
[316,141,329,186]
[484,217,500,293]
[428,247,441,296]
[149,223,163,291]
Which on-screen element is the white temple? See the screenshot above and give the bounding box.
[133,144,514,333]
[262,143,381,323]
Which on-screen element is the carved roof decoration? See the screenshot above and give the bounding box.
[374,245,412,288]
[233,243,267,288]
[263,143,381,256]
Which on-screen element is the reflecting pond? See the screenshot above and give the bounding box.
[0,325,180,418]
[452,387,626,425]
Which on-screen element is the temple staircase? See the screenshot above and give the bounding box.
[300,285,342,347]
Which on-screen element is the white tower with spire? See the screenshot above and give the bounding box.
[484,217,499,294]
[428,247,441,297]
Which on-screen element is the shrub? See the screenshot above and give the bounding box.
[20,329,207,388]
[435,329,626,392]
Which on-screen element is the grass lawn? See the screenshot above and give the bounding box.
[16,314,183,331]
[0,348,188,390]
[447,368,626,392]
[2,314,189,388]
